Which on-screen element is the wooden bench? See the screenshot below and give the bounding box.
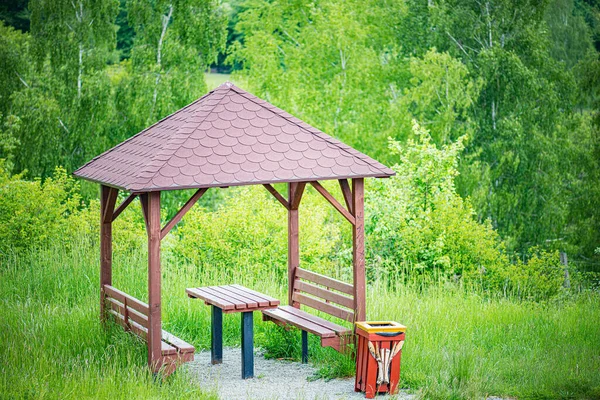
[262,268,354,360]
[103,285,194,374]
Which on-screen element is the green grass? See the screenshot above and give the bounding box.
[1,240,599,399]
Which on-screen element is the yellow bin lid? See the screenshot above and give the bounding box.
[355,321,406,333]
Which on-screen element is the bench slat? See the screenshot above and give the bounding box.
[295,268,354,296]
[186,288,235,310]
[262,307,337,338]
[225,286,270,307]
[107,297,149,328]
[230,284,279,306]
[281,306,351,335]
[295,281,354,309]
[104,285,149,315]
[162,330,195,354]
[293,293,354,323]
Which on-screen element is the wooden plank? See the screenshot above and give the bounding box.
[279,306,351,335]
[147,191,162,372]
[112,193,137,222]
[160,188,207,240]
[107,297,149,328]
[211,286,258,309]
[202,286,249,310]
[295,281,354,309]
[162,330,195,354]
[338,179,353,215]
[186,288,236,311]
[288,183,300,307]
[263,184,289,209]
[310,181,355,225]
[230,284,280,306]
[109,310,177,356]
[293,293,354,323]
[224,285,269,307]
[103,285,150,315]
[295,268,354,296]
[352,178,366,322]
[262,308,336,338]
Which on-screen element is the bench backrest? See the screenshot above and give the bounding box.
[293,268,355,323]
[103,284,150,339]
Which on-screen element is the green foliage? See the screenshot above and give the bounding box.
[171,185,340,280]
[367,122,506,282]
[0,163,82,254]
[232,0,600,264]
[486,249,567,301]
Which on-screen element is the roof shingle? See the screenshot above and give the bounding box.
[74,82,394,192]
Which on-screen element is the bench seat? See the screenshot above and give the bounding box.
[263,305,352,350]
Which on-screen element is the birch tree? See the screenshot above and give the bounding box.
[29,0,118,98]
[120,0,227,126]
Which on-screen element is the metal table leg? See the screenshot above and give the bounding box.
[211,305,223,365]
[301,330,308,364]
[241,311,254,379]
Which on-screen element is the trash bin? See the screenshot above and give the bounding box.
[354,321,406,398]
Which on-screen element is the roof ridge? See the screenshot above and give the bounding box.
[229,85,390,176]
[73,88,217,178]
[130,86,232,190]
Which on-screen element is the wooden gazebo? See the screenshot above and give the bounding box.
[74,82,394,374]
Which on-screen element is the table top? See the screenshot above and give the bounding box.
[186,284,280,313]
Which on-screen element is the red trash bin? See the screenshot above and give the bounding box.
[354,321,406,398]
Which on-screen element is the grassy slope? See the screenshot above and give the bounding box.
[1,239,599,400]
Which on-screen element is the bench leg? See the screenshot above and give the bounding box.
[211,305,223,365]
[301,330,308,364]
[241,311,254,379]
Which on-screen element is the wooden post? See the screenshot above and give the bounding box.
[288,183,300,307]
[146,191,163,372]
[100,185,117,323]
[352,178,366,322]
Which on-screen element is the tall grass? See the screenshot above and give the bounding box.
[1,239,599,399]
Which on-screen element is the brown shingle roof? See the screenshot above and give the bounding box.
[74,82,394,192]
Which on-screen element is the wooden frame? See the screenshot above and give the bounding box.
[98,177,368,374]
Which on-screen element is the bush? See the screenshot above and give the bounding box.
[485,249,567,301]
[0,162,82,254]
[170,185,341,281]
[366,121,507,282]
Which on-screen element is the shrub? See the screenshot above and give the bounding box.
[366,121,507,282]
[0,162,82,254]
[170,185,341,281]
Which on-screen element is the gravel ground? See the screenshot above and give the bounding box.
[187,347,416,400]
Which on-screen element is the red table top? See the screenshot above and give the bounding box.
[186,284,280,313]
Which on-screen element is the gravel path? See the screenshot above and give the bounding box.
[187,347,415,400]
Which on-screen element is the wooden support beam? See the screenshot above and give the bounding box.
[147,191,162,372]
[290,182,306,209]
[352,178,366,322]
[160,188,207,240]
[140,194,149,233]
[288,182,301,308]
[338,179,353,215]
[112,194,137,222]
[263,184,290,209]
[100,185,115,324]
[310,181,355,225]
[102,187,118,224]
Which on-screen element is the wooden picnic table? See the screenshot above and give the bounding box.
[186,284,280,379]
